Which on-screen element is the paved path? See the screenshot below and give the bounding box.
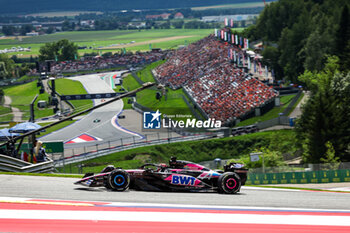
[289,91,309,118]
[3,95,22,122]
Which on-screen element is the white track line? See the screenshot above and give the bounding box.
[1,209,350,226]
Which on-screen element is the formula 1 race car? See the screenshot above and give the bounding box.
[75,157,248,194]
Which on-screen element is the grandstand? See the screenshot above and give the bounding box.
[153,34,278,123]
[42,51,167,74]
[38,32,278,125]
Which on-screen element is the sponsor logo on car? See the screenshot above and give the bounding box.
[171,175,196,186]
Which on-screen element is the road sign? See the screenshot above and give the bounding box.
[250,152,262,162]
[43,141,64,153]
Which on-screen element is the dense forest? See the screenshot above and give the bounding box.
[244,0,350,163]
[244,0,350,82]
[0,0,273,14]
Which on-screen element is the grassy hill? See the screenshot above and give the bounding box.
[58,129,297,174]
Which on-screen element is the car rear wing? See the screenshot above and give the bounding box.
[224,163,249,173]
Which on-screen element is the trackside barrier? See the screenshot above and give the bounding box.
[0,154,54,173]
[54,133,218,168]
[245,169,350,185]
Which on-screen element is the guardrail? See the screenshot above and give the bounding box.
[256,116,290,130]
[0,154,54,173]
[282,90,302,116]
[200,159,350,185]
[54,133,218,168]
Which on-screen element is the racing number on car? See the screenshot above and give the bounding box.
[171,175,196,186]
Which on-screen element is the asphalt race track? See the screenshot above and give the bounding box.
[1,175,350,210]
[40,72,143,149]
[3,74,350,232]
[1,174,350,232]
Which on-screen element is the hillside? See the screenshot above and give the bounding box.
[245,0,350,81]
[1,0,269,14]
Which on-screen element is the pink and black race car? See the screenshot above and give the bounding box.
[75,157,248,194]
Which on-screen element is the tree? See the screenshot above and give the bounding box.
[303,29,327,72]
[39,39,78,62]
[335,5,350,71]
[261,46,283,79]
[46,26,55,34]
[245,0,347,82]
[2,26,16,36]
[20,24,34,35]
[297,56,350,163]
[0,54,15,79]
[62,20,71,31]
[159,21,170,29]
[172,20,184,29]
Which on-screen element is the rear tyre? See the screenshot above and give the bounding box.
[217,172,241,194]
[107,169,130,191]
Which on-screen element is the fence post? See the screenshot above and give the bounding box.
[62,154,65,173]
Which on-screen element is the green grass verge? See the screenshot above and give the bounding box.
[57,129,297,174]
[3,81,53,120]
[0,172,81,178]
[1,78,94,122]
[122,73,140,92]
[116,73,139,110]
[236,94,298,127]
[136,60,166,83]
[0,172,347,191]
[55,78,93,111]
[247,185,350,193]
[37,120,76,138]
[16,75,37,82]
[119,61,193,118]
[0,105,13,122]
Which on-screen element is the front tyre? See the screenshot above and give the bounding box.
[107,169,130,191]
[217,172,241,194]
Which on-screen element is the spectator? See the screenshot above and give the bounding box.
[34,141,48,163]
[153,35,278,123]
[42,50,169,74]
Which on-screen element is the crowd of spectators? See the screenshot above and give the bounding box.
[154,35,278,123]
[48,50,168,73]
